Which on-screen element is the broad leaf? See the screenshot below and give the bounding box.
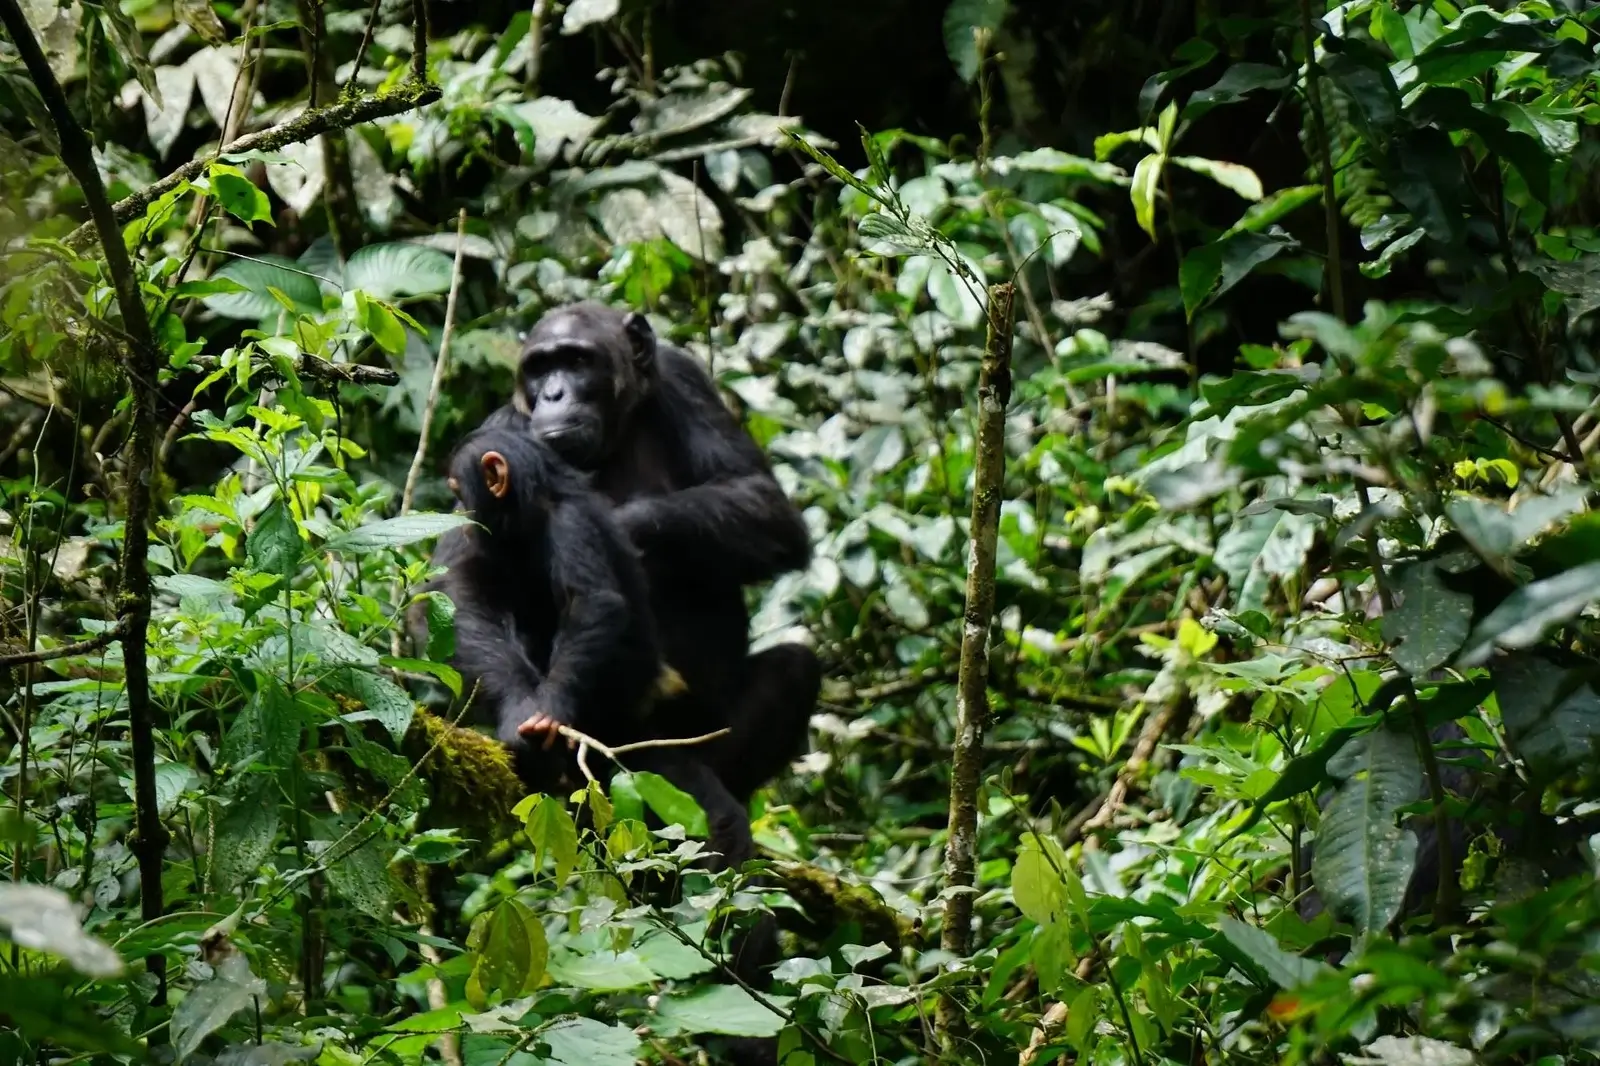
[173,953,268,1062]
[628,771,710,838]
[1493,653,1600,781]
[654,984,791,1038]
[1458,561,1600,665]
[468,897,548,1007]
[1170,156,1263,201]
[524,795,580,885]
[345,242,455,300]
[202,255,324,320]
[324,512,472,553]
[1216,917,1329,990]
[942,0,1009,82]
[538,1017,641,1066]
[1131,152,1163,239]
[1382,561,1474,676]
[1446,489,1586,573]
[1311,726,1422,950]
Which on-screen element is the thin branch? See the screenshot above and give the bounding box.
[185,353,400,387]
[64,84,441,251]
[0,0,169,994]
[412,0,429,82]
[935,282,1015,1052]
[0,624,126,668]
[1299,0,1346,321]
[347,0,385,98]
[401,210,468,515]
[556,723,733,784]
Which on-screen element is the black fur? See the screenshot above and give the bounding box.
[515,303,822,1064]
[425,411,665,780]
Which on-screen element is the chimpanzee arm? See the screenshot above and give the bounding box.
[534,501,632,727]
[615,347,810,584]
[444,572,548,744]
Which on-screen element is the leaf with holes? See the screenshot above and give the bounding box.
[172,953,268,1062]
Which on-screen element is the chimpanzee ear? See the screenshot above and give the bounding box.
[621,311,656,373]
[480,452,511,499]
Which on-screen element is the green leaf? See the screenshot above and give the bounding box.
[354,291,407,355]
[1169,156,1263,201]
[173,953,268,1062]
[628,771,710,838]
[1311,726,1422,951]
[1493,653,1600,781]
[538,1017,642,1066]
[0,884,124,977]
[1130,153,1163,239]
[1460,561,1600,665]
[545,947,657,990]
[1447,489,1587,573]
[1222,185,1320,238]
[422,591,457,663]
[1184,63,1292,121]
[1216,917,1329,990]
[319,822,396,921]
[1414,12,1557,84]
[345,242,454,300]
[325,513,473,553]
[858,211,936,256]
[1012,832,1085,926]
[1179,244,1223,321]
[524,795,580,884]
[1002,147,1124,183]
[0,975,144,1056]
[469,897,548,1005]
[334,668,416,743]
[210,781,280,892]
[383,656,463,699]
[1350,1036,1475,1066]
[941,0,1009,82]
[1180,231,1295,319]
[210,166,273,226]
[1214,506,1320,614]
[1382,561,1474,676]
[654,984,791,1038]
[202,255,323,320]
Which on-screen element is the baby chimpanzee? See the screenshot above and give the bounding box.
[427,407,682,776]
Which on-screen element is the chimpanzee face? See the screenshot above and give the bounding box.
[515,303,656,470]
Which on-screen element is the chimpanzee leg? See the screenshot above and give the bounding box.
[709,643,821,803]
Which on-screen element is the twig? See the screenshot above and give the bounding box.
[549,722,733,784]
[401,209,468,515]
[1299,0,1346,320]
[0,624,126,668]
[0,0,169,996]
[411,0,429,82]
[347,0,385,99]
[935,282,1014,1051]
[1079,695,1187,838]
[526,0,548,93]
[64,84,441,251]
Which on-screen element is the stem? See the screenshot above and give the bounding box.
[934,282,1015,1051]
[400,209,469,515]
[412,0,429,82]
[526,0,548,93]
[0,0,169,995]
[1299,0,1347,321]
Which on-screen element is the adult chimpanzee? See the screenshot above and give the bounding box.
[511,302,820,1065]
[510,301,821,814]
[423,408,683,780]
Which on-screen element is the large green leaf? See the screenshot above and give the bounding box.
[0,975,143,1056]
[173,952,268,1062]
[538,1017,641,1066]
[318,821,396,921]
[1458,561,1600,666]
[325,512,472,554]
[344,242,455,300]
[653,984,791,1038]
[1311,726,1422,950]
[1216,917,1330,990]
[941,0,1009,83]
[1382,561,1474,676]
[468,897,548,1007]
[1446,488,1587,573]
[209,780,280,892]
[1493,653,1600,781]
[202,254,324,320]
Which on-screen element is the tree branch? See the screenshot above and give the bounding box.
[935,282,1014,1051]
[0,0,169,996]
[0,623,125,668]
[64,84,441,251]
[185,353,400,386]
[400,209,468,514]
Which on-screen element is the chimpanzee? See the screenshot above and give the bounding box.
[511,302,821,1064]
[422,408,683,780]
[509,302,822,806]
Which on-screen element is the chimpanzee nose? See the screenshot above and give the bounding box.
[542,381,565,403]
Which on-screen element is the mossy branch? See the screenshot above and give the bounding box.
[65,84,441,251]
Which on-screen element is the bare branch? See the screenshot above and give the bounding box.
[0,624,126,668]
[401,209,468,514]
[184,353,400,387]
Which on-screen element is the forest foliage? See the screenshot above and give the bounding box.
[5,0,1600,1064]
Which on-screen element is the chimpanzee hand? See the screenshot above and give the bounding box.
[611,498,662,554]
[514,687,580,751]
